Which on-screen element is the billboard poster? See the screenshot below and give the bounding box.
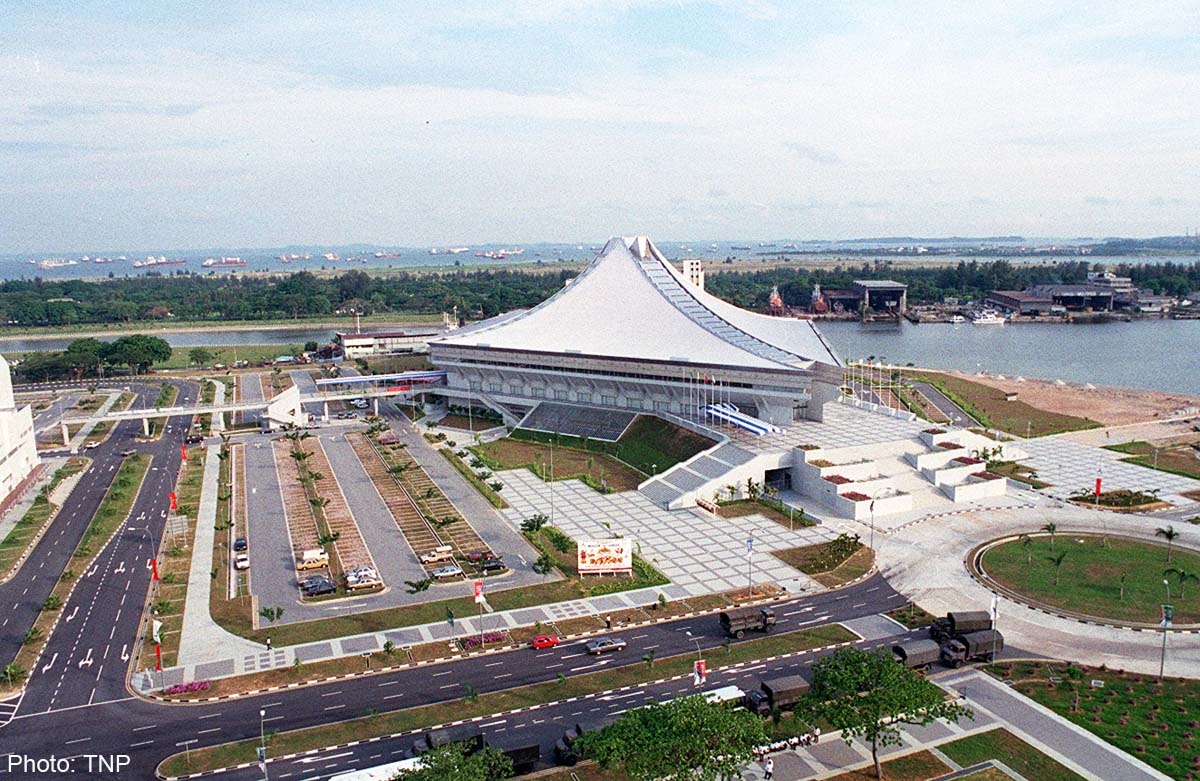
[577,539,634,574]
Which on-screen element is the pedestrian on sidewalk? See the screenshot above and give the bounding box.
[605,615,612,629]
[763,757,774,779]
[266,637,272,650]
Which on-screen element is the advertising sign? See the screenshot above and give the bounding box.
[474,580,484,604]
[577,539,634,574]
[693,659,707,686]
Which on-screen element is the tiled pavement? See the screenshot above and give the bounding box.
[498,469,834,596]
[1019,436,1200,504]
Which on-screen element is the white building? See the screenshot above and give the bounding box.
[0,355,39,503]
[429,236,843,427]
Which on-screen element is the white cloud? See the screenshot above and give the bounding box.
[1,3,1198,250]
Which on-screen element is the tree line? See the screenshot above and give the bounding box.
[16,335,172,381]
[3,258,1198,329]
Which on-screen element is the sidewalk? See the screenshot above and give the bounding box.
[141,581,676,692]
[173,443,263,670]
[737,668,1169,781]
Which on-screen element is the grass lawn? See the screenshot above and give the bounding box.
[507,415,716,477]
[885,604,938,630]
[939,726,1087,781]
[611,415,715,474]
[717,499,814,530]
[1105,440,1200,481]
[439,414,497,431]
[362,353,434,375]
[157,623,856,776]
[771,535,874,587]
[439,448,508,508]
[986,460,1051,489]
[0,458,88,575]
[153,343,304,370]
[75,455,150,558]
[982,534,1200,624]
[826,750,950,781]
[471,438,644,492]
[986,662,1198,781]
[907,370,1101,437]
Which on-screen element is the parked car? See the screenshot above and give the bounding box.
[420,546,454,565]
[431,564,464,580]
[300,576,336,596]
[185,433,203,444]
[531,634,560,650]
[466,551,488,563]
[233,554,250,570]
[120,449,137,457]
[84,441,100,450]
[233,537,248,552]
[585,637,627,655]
[479,558,506,574]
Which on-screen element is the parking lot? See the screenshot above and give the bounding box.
[233,424,547,625]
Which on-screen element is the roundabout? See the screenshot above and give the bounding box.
[970,532,1200,629]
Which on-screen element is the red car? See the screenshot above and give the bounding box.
[531,634,560,650]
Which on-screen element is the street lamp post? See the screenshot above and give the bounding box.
[1161,579,1172,682]
[259,708,269,780]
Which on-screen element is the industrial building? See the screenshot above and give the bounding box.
[335,325,447,359]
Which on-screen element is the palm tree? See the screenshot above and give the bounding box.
[1042,523,1058,549]
[1047,551,1068,587]
[1165,567,1199,599]
[404,578,432,594]
[1020,534,1033,564]
[1157,526,1180,563]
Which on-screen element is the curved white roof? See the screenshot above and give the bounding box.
[433,236,840,371]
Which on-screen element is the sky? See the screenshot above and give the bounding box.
[1,1,1199,253]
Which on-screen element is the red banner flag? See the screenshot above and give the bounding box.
[150,558,159,581]
[169,491,177,510]
[181,445,187,461]
[155,644,162,672]
[1095,477,1102,497]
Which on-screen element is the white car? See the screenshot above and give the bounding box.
[431,564,464,580]
[234,554,250,570]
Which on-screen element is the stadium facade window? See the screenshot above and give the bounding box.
[576,391,592,403]
[601,395,617,406]
[554,389,569,400]
[531,387,546,398]
[488,382,501,393]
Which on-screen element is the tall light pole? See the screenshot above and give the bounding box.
[1160,579,1172,682]
[259,708,269,780]
[746,532,755,599]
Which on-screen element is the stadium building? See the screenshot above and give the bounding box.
[428,236,844,432]
[412,236,1015,517]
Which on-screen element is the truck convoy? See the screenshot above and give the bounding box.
[940,628,1004,667]
[929,610,991,643]
[744,675,811,715]
[719,606,777,638]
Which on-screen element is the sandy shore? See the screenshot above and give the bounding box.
[937,369,1200,427]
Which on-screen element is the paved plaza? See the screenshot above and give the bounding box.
[728,400,928,454]
[497,468,834,596]
[1019,435,1200,504]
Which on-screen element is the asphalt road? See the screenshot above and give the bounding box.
[910,382,981,429]
[1,569,908,778]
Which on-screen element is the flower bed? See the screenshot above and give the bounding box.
[164,680,211,695]
[842,491,871,502]
[923,428,946,435]
[823,474,851,485]
[953,456,984,465]
[936,441,964,450]
[973,471,1004,481]
[459,631,506,651]
[808,458,834,467]
[798,444,820,451]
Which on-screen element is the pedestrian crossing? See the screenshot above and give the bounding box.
[0,692,24,728]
